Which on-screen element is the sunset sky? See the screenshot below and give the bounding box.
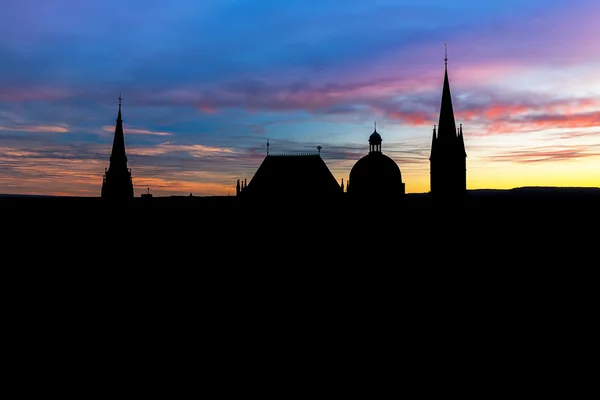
[1,0,599,196]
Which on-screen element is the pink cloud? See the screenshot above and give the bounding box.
[0,87,73,102]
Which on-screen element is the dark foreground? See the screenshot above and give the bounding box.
[3,187,598,252]
[3,187,596,386]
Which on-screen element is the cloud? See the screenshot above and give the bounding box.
[0,125,69,133]
[2,0,600,195]
[101,126,172,136]
[486,144,600,163]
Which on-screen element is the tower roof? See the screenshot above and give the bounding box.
[437,46,457,140]
[110,94,128,164]
[369,122,382,145]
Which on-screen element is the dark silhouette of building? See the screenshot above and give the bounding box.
[236,178,247,196]
[238,146,342,201]
[141,188,153,199]
[101,95,134,199]
[429,47,467,197]
[347,124,405,200]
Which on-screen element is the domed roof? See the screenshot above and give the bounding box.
[348,152,404,198]
[369,130,382,145]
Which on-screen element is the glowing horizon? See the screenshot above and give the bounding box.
[1,0,599,197]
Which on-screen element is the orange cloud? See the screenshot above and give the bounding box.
[127,142,235,157]
[0,125,69,133]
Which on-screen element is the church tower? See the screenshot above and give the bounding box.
[429,46,467,197]
[101,95,134,199]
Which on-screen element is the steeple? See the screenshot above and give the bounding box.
[110,93,127,165]
[101,94,134,199]
[429,46,467,197]
[437,44,457,140]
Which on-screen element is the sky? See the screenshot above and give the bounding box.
[1,0,599,197]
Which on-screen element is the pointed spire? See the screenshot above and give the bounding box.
[101,93,133,199]
[110,94,127,164]
[437,45,457,140]
[374,121,377,132]
[430,125,437,160]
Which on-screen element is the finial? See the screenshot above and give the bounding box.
[118,93,122,110]
[374,121,377,132]
[266,139,269,155]
[317,145,322,155]
[444,44,448,67]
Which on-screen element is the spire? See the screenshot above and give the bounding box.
[429,125,437,160]
[437,44,457,140]
[110,94,127,165]
[101,93,133,199]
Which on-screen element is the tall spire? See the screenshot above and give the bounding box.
[110,94,127,164]
[429,47,467,197]
[101,94,133,199]
[437,44,457,140]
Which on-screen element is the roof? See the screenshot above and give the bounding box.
[369,130,382,145]
[348,152,404,197]
[242,154,342,199]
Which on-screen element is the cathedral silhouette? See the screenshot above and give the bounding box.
[101,54,466,203]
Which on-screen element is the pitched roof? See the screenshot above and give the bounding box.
[242,154,342,199]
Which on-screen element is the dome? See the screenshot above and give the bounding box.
[348,152,405,198]
[369,130,382,145]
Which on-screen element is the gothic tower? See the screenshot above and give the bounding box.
[101,95,134,199]
[429,47,467,197]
